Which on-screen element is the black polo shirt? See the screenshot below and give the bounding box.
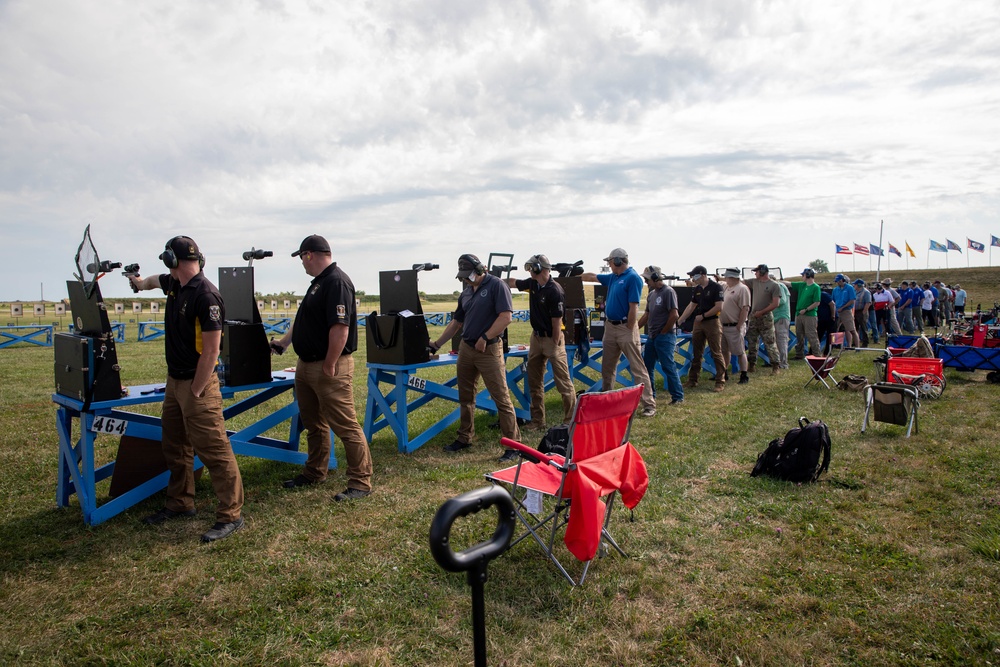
[690,280,724,319]
[514,276,565,336]
[292,262,358,362]
[158,272,225,380]
[455,273,513,343]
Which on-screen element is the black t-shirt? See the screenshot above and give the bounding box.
[292,263,358,362]
[158,272,225,379]
[690,280,724,319]
[514,277,565,336]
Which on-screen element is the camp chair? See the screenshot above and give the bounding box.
[484,385,648,585]
[804,332,846,389]
[862,382,919,437]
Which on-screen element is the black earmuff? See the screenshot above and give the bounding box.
[611,257,626,268]
[645,266,661,282]
[525,261,542,274]
[160,237,180,269]
[459,253,486,276]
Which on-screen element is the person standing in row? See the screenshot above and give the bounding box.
[581,248,656,416]
[832,274,860,348]
[677,266,727,392]
[744,264,782,374]
[718,268,751,385]
[772,275,791,370]
[637,266,684,404]
[130,236,245,542]
[505,254,576,437]
[431,254,522,453]
[788,268,822,358]
[271,235,373,501]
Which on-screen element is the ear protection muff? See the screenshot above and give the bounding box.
[525,260,542,274]
[645,266,661,282]
[458,253,486,276]
[160,238,180,269]
[610,257,626,268]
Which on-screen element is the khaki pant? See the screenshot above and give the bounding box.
[795,314,820,357]
[601,322,655,410]
[838,309,860,346]
[296,356,373,492]
[689,318,726,386]
[527,332,576,425]
[719,323,747,372]
[161,375,244,523]
[456,341,521,444]
[746,315,779,369]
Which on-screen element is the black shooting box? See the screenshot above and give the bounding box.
[217,266,271,387]
[55,280,124,403]
[366,269,431,365]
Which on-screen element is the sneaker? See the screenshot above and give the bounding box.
[200,517,244,543]
[669,398,684,406]
[524,421,546,431]
[685,380,698,389]
[283,473,322,489]
[142,507,196,525]
[738,372,749,385]
[443,440,472,453]
[498,449,519,463]
[334,488,371,502]
[641,407,656,417]
[713,384,725,393]
[771,367,781,376]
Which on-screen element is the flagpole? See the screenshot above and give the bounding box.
[876,220,884,282]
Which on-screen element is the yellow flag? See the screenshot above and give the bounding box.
[905,241,915,257]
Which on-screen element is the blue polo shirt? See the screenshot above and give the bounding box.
[832,284,855,312]
[597,267,643,321]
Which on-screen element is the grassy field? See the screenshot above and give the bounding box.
[2,277,1000,665]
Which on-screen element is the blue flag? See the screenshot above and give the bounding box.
[929,239,947,252]
[946,239,962,252]
[992,235,1000,248]
[869,244,884,257]
[968,239,985,253]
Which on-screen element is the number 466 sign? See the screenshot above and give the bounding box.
[90,416,127,435]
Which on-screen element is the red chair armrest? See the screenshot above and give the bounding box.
[500,437,553,465]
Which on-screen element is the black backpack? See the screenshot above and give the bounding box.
[750,417,831,483]
[538,424,570,458]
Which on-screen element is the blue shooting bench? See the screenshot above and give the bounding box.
[52,372,327,526]
[0,324,54,349]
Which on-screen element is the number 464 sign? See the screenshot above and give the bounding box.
[90,416,127,435]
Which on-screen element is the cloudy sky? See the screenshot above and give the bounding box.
[2,0,999,302]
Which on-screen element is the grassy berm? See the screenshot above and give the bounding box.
[1,274,1000,665]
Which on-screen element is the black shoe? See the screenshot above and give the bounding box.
[142,507,196,525]
[738,372,749,384]
[283,474,321,489]
[443,440,472,453]
[334,488,371,502]
[200,517,244,543]
[498,448,519,463]
[669,398,684,405]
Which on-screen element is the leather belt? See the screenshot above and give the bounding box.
[532,330,551,337]
[722,322,739,327]
[608,319,626,325]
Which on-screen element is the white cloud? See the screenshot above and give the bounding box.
[2,0,999,302]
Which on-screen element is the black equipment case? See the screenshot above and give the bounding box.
[366,269,431,366]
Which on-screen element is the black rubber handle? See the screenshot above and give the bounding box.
[429,486,514,573]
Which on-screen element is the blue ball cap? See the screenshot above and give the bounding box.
[835,273,847,283]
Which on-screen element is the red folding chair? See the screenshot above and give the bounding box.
[804,332,846,389]
[485,386,648,585]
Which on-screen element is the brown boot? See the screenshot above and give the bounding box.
[771,366,781,376]
[713,383,725,392]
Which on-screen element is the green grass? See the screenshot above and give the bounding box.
[2,311,1000,665]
